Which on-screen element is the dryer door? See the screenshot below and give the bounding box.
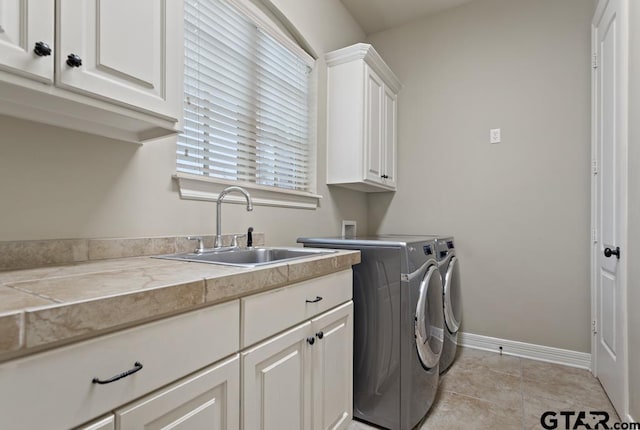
[443,256,461,334]
[415,265,444,369]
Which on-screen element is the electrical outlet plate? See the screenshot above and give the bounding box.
[342,220,357,238]
[490,128,501,144]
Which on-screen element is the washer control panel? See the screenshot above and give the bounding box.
[435,238,455,261]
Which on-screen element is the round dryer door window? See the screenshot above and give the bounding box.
[444,256,462,333]
[415,265,444,369]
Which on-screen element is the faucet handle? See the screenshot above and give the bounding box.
[187,236,204,254]
[231,234,246,248]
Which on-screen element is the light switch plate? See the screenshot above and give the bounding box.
[490,128,501,144]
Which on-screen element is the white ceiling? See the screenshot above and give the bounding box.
[340,0,475,35]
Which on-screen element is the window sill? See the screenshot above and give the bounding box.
[173,173,322,210]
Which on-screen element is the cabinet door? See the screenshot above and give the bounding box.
[74,415,115,430]
[382,86,397,189]
[0,0,53,82]
[56,0,181,120]
[311,302,353,430]
[364,65,384,185]
[243,322,312,430]
[116,355,240,430]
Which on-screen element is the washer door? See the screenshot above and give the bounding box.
[443,256,461,333]
[415,265,444,369]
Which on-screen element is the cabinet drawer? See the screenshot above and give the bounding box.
[0,300,239,430]
[116,354,240,430]
[242,270,352,347]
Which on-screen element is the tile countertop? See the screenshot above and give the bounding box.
[0,249,360,363]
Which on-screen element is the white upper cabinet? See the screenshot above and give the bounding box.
[57,0,180,120]
[383,85,397,187]
[326,43,401,192]
[0,0,54,82]
[0,0,182,142]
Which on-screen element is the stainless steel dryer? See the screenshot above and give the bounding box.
[297,236,444,430]
[435,237,462,373]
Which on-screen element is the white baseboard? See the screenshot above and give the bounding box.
[458,332,592,370]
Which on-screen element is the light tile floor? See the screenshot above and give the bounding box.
[348,347,620,430]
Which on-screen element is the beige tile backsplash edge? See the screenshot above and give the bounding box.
[0,233,266,271]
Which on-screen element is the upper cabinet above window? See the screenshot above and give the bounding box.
[0,0,182,143]
[326,43,401,192]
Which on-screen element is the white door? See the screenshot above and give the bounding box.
[242,322,312,430]
[592,0,627,416]
[115,355,240,430]
[56,0,181,120]
[311,302,353,430]
[364,65,384,185]
[0,0,53,82]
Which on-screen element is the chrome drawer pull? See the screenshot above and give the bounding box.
[305,296,323,303]
[92,361,143,385]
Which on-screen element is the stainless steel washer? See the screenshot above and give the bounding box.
[435,237,462,373]
[297,236,444,430]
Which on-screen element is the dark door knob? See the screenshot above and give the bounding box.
[604,246,620,259]
[307,337,315,345]
[34,42,52,57]
[66,53,82,68]
[316,331,324,340]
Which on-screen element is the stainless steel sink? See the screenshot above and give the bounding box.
[153,247,335,267]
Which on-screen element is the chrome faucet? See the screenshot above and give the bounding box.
[215,186,253,248]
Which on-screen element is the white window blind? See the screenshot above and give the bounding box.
[179,0,316,193]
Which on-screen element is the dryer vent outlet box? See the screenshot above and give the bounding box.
[342,221,357,238]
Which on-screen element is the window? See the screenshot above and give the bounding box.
[178,0,317,200]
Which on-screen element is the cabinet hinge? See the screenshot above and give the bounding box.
[592,53,598,69]
[592,229,598,244]
[592,159,598,175]
[592,320,598,335]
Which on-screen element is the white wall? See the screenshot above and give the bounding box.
[367,0,594,352]
[0,0,367,245]
[627,0,640,420]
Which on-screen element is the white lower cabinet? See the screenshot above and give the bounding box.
[0,301,239,430]
[242,301,354,430]
[312,302,354,430]
[243,321,313,430]
[116,355,240,430]
[0,270,354,430]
